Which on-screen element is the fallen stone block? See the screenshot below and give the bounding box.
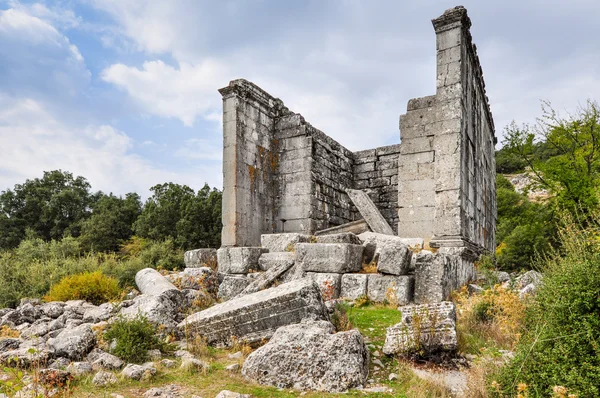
[296,243,363,273]
[382,301,457,356]
[306,272,342,300]
[48,323,96,360]
[314,219,370,236]
[242,320,369,392]
[217,247,266,274]
[315,232,362,245]
[119,293,182,328]
[340,274,369,300]
[346,189,394,235]
[184,248,217,268]
[261,233,312,252]
[179,279,329,347]
[236,261,295,297]
[358,232,419,272]
[258,252,295,271]
[367,274,414,305]
[135,268,180,299]
[414,251,455,304]
[218,274,259,301]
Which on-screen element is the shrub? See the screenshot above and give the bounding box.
[44,271,121,305]
[104,314,169,363]
[492,215,600,397]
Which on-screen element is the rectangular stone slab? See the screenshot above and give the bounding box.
[314,219,370,236]
[296,243,363,273]
[346,189,394,235]
[184,248,217,268]
[179,279,328,347]
[217,247,266,274]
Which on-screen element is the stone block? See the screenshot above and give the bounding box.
[306,272,342,300]
[382,301,457,355]
[184,248,217,268]
[236,260,296,297]
[314,219,370,236]
[314,232,361,245]
[179,279,329,347]
[414,250,456,303]
[258,252,295,271]
[367,274,414,305]
[296,243,363,273]
[340,274,368,300]
[357,232,412,275]
[218,274,258,301]
[346,189,394,235]
[260,233,312,252]
[217,247,266,274]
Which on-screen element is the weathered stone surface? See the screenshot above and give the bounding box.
[40,302,65,319]
[236,260,295,297]
[67,361,93,376]
[314,219,370,236]
[135,268,180,298]
[340,274,369,300]
[367,274,414,305]
[346,189,394,235]
[295,243,363,273]
[414,250,467,304]
[119,293,182,328]
[216,391,251,398]
[184,248,217,268]
[515,270,542,290]
[314,232,361,245]
[260,233,312,252]
[242,320,369,392]
[122,363,156,380]
[306,272,342,300]
[258,252,294,271]
[48,324,95,360]
[0,338,21,353]
[217,247,266,274]
[39,368,72,385]
[383,301,457,355]
[88,348,124,370]
[357,232,412,275]
[92,370,117,386]
[218,274,256,301]
[82,303,117,324]
[179,279,328,347]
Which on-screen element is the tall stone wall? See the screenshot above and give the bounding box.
[397,6,496,255]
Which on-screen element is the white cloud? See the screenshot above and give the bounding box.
[101,59,230,126]
[6,1,81,29]
[0,95,222,197]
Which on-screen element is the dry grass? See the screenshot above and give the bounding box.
[360,261,378,274]
[465,357,502,398]
[396,360,453,398]
[0,325,20,338]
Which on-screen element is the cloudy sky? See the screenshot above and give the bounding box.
[1,0,598,197]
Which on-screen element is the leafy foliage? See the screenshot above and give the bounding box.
[493,214,600,397]
[104,314,169,364]
[44,271,121,305]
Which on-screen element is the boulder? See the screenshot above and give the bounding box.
[67,361,93,376]
[340,274,369,300]
[82,303,117,324]
[87,348,124,370]
[0,338,21,353]
[515,270,542,290]
[21,321,50,339]
[179,279,329,347]
[122,363,156,380]
[260,233,312,252]
[358,232,414,275]
[258,252,294,271]
[306,272,342,300]
[0,345,50,367]
[217,247,266,274]
[382,301,457,356]
[218,274,257,301]
[367,275,414,305]
[184,248,217,268]
[92,371,118,386]
[295,243,363,273]
[119,293,182,328]
[40,302,65,319]
[39,368,72,386]
[242,320,369,392]
[48,323,95,360]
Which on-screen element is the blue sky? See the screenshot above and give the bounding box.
[1,0,599,198]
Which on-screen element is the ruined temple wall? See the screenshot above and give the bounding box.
[353,144,401,233]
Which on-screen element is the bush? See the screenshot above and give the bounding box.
[104,314,169,363]
[44,271,121,305]
[493,215,600,397]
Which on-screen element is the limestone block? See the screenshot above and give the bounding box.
[217,247,266,274]
[179,279,329,347]
[357,232,413,276]
[258,252,295,271]
[346,189,394,235]
[340,274,368,300]
[218,274,259,301]
[135,268,179,297]
[414,251,456,304]
[184,248,217,268]
[306,272,342,300]
[314,232,361,245]
[236,260,296,297]
[314,219,370,236]
[382,301,457,355]
[260,233,312,252]
[296,243,363,273]
[367,275,414,305]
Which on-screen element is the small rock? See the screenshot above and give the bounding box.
[67,361,93,376]
[362,386,389,393]
[110,394,125,398]
[160,359,176,368]
[87,348,125,370]
[147,349,162,360]
[388,373,398,381]
[92,371,118,386]
[48,357,70,370]
[215,391,251,398]
[225,363,240,372]
[372,359,384,368]
[227,351,243,360]
[372,350,380,357]
[38,368,72,386]
[122,363,156,380]
[180,357,207,372]
[143,384,183,398]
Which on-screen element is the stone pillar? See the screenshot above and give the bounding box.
[219,79,281,247]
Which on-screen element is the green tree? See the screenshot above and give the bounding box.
[0,170,92,248]
[79,193,142,252]
[134,183,222,249]
[503,100,600,214]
